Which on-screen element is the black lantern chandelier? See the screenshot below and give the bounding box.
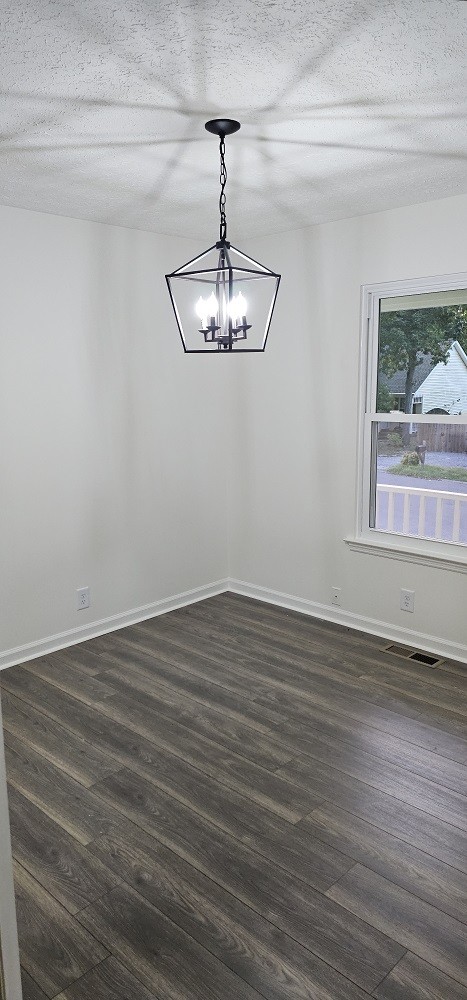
[166,119,281,352]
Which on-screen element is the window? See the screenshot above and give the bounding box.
[358,274,467,556]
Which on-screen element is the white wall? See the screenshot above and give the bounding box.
[229,194,467,659]
[1,195,466,666]
[0,206,229,662]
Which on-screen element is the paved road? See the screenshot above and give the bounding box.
[378,470,467,494]
[378,451,467,494]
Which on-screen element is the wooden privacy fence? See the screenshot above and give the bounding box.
[376,484,467,544]
[416,424,467,453]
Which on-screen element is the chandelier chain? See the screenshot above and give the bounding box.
[219,136,227,241]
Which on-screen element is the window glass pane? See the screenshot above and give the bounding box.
[377,289,467,415]
[372,421,467,544]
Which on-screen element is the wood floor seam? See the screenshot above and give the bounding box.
[300,800,467,880]
[73,870,386,999]
[369,950,410,996]
[3,591,466,1000]
[48,954,113,1000]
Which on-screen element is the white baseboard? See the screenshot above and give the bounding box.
[2,574,465,671]
[0,579,229,671]
[228,577,467,665]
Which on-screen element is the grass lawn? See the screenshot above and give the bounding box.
[388,463,467,482]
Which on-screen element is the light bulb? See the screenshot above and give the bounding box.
[195,296,206,320]
[228,291,247,325]
[206,292,218,317]
[195,292,218,327]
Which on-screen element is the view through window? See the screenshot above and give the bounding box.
[363,282,467,548]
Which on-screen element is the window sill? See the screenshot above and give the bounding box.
[345,536,467,574]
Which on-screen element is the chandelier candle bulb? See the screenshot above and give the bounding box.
[166,118,280,352]
[196,293,218,330]
[228,292,247,327]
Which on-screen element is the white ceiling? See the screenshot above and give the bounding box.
[1,0,466,240]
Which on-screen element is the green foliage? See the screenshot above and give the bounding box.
[378,304,467,413]
[448,304,467,355]
[376,382,395,413]
[387,431,403,447]
[400,451,420,466]
[388,463,467,482]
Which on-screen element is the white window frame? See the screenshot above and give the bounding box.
[354,271,467,567]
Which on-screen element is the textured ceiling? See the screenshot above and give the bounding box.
[1,0,466,240]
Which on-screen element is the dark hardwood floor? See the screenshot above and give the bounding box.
[1,592,467,1000]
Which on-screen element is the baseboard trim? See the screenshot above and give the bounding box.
[2,574,465,671]
[227,577,467,665]
[0,579,229,671]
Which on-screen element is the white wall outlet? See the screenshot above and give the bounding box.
[331,587,341,607]
[400,589,415,613]
[77,587,90,610]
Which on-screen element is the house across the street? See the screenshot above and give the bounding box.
[381,339,467,414]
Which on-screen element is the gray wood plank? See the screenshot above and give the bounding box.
[24,657,117,706]
[273,710,467,796]
[297,770,467,874]
[145,602,467,714]
[97,638,286,731]
[3,674,340,886]
[327,864,467,988]
[301,803,467,923]
[190,600,467,698]
[56,957,160,1000]
[97,661,293,770]
[358,667,467,717]
[14,862,108,999]
[0,689,117,786]
[374,952,467,1000]
[88,822,371,1000]
[5,591,467,1000]
[2,656,293,773]
[277,748,467,832]
[90,731,351,889]
[42,644,109,676]
[4,732,119,845]
[8,785,120,913]
[77,883,266,1000]
[95,684,320,823]
[91,768,405,992]
[20,970,48,1000]
[163,600,410,683]
[257,680,467,763]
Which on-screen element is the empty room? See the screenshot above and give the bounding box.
[1,2,467,999]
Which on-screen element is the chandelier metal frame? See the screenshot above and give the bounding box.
[165,119,281,354]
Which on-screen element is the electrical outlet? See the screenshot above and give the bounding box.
[400,589,415,613]
[331,587,341,607]
[77,587,90,610]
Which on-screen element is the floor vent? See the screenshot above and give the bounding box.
[382,643,443,667]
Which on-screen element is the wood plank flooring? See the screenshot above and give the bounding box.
[1,592,466,1000]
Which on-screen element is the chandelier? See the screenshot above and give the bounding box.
[166,119,281,352]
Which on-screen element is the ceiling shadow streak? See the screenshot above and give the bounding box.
[257,140,306,230]
[0,89,182,114]
[263,0,383,111]
[115,120,201,226]
[3,90,464,137]
[3,133,465,166]
[260,102,467,124]
[66,3,189,108]
[255,136,467,162]
[0,137,208,155]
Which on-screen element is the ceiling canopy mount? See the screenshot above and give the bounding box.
[204,119,241,138]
